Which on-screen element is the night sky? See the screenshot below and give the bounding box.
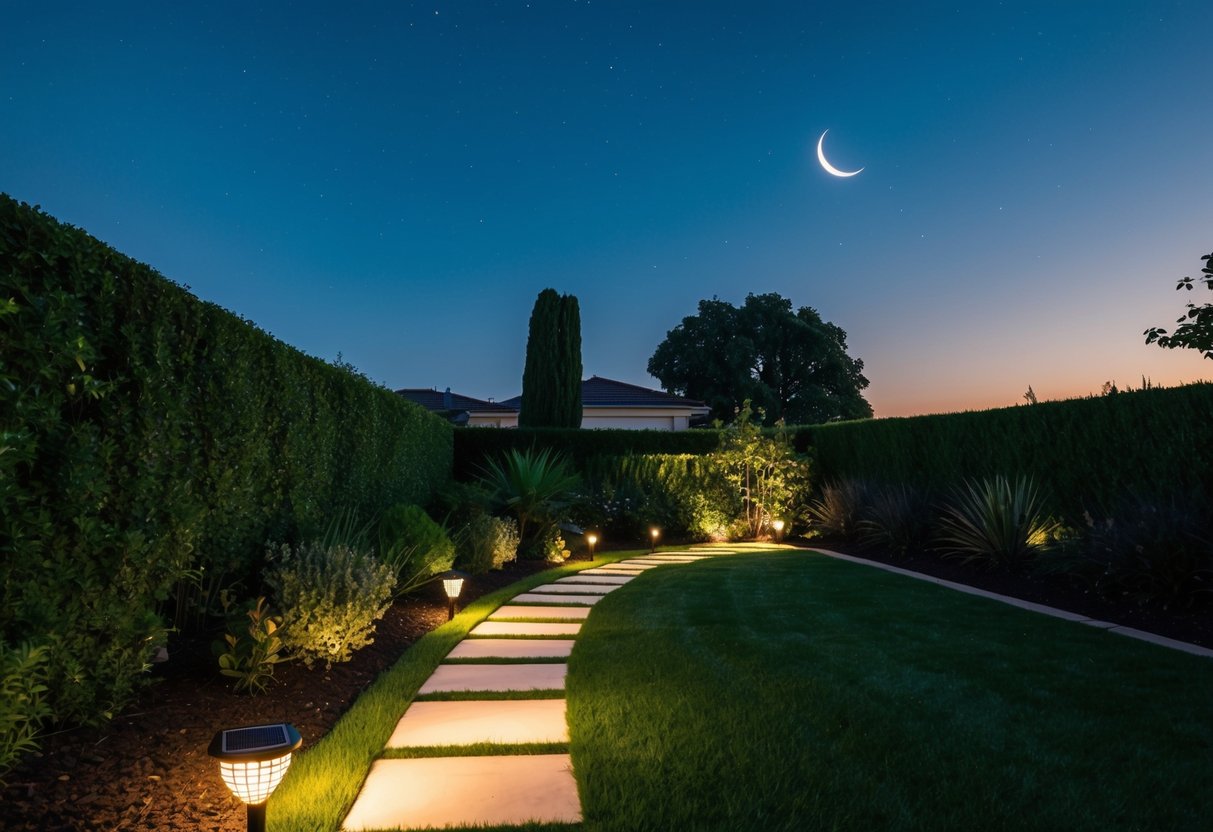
[4,1,1211,417]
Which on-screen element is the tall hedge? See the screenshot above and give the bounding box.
[0,195,452,725]
[518,288,582,428]
[454,426,724,479]
[802,384,1213,518]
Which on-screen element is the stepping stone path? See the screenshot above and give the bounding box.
[341,546,735,830]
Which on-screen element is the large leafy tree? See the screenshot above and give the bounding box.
[1145,251,1213,359]
[648,292,872,425]
[519,289,582,427]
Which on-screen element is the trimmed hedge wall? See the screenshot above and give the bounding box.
[454,426,723,479]
[803,384,1213,518]
[0,195,452,724]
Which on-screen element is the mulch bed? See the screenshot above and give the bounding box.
[4,545,1209,831]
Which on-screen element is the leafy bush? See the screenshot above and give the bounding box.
[265,541,395,669]
[715,403,811,538]
[454,515,520,574]
[1,195,452,726]
[858,484,933,556]
[377,505,457,596]
[213,596,287,695]
[0,642,51,785]
[481,448,580,557]
[935,475,1061,572]
[1057,499,1213,608]
[806,480,869,540]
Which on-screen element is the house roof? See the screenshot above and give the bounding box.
[500,376,708,410]
[396,388,519,414]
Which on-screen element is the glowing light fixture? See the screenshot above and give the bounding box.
[587,533,599,560]
[208,722,302,832]
[650,527,660,553]
[772,519,786,541]
[437,569,470,620]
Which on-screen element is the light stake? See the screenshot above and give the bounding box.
[772,519,786,541]
[587,533,598,561]
[209,722,302,832]
[650,527,660,553]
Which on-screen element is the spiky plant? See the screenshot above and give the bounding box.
[858,484,932,556]
[805,480,868,540]
[935,475,1060,571]
[481,448,581,553]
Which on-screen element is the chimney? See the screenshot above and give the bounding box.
[443,387,453,410]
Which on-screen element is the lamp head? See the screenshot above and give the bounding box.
[208,723,302,805]
[587,533,598,546]
[772,520,785,533]
[435,569,470,600]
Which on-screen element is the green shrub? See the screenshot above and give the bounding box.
[935,475,1061,572]
[378,505,457,596]
[454,515,520,574]
[213,596,288,695]
[265,541,396,669]
[0,641,51,786]
[715,403,811,538]
[806,480,869,540]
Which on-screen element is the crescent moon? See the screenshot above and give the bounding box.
[816,130,864,177]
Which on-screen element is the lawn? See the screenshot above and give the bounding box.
[566,550,1213,832]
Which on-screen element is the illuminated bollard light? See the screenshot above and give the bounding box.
[437,569,470,621]
[587,533,598,561]
[208,722,303,832]
[650,527,660,553]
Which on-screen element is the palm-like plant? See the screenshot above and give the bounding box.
[935,475,1060,571]
[481,448,581,549]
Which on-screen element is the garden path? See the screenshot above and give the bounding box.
[339,547,748,831]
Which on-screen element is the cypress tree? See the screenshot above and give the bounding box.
[519,288,583,428]
[560,294,583,427]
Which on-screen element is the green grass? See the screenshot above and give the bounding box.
[567,550,1213,832]
[268,549,649,831]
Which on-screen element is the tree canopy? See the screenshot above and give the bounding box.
[519,288,582,428]
[647,292,872,425]
[1145,251,1213,359]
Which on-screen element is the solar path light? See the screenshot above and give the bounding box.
[437,569,470,620]
[587,533,598,560]
[650,527,660,553]
[772,519,785,541]
[208,722,302,832]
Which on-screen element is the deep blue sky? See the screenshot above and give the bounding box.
[4,1,1211,416]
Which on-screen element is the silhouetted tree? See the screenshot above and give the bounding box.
[519,289,582,428]
[1145,251,1213,359]
[648,292,872,425]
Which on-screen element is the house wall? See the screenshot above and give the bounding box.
[581,407,693,431]
[467,413,520,428]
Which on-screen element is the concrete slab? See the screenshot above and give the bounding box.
[490,605,591,620]
[446,638,575,660]
[556,574,633,585]
[469,621,582,637]
[580,568,645,576]
[512,593,603,605]
[418,663,567,694]
[612,561,665,569]
[527,583,616,594]
[635,555,708,561]
[342,754,580,830]
[387,699,569,747]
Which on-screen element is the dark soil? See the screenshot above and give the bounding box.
[4,545,1209,831]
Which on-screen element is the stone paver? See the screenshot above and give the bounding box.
[512,592,604,605]
[580,568,645,576]
[490,604,591,620]
[342,755,580,830]
[418,663,567,694]
[527,582,616,595]
[469,621,582,637]
[446,638,575,659]
[556,574,633,585]
[387,699,569,747]
[613,561,665,569]
[637,555,708,561]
